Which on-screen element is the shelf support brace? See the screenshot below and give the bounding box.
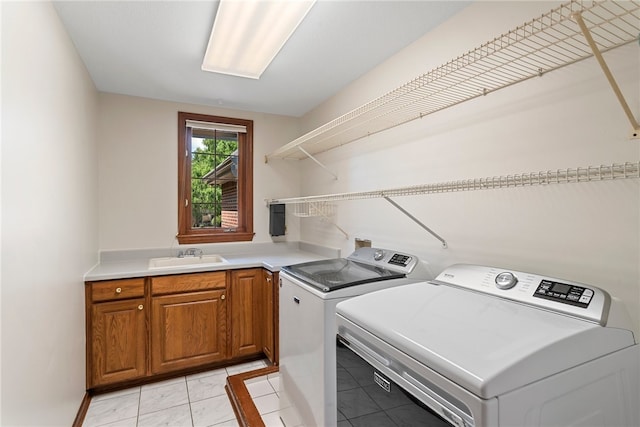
[384,197,447,248]
[298,147,338,180]
[306,203,348,239]
[572,12,640,139]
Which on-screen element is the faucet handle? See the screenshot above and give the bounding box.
[182,248,202,258]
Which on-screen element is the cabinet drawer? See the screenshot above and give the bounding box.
[91,278,145,302]
[151,271,226,295]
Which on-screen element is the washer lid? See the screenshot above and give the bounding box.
[336,282,635,399]
[281,258,405,292]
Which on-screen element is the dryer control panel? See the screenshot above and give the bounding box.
[433,264,611,325]
[533,280,594,308]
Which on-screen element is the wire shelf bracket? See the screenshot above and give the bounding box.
[384,197,447,248]
[572,12,640,139]
[297,147,338,180]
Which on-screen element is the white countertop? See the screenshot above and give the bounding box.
[84,241,340,281]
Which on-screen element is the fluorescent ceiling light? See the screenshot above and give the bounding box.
[202,0,316,79]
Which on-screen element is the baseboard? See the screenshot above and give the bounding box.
[226,366,279,427]
[72,392,91,427]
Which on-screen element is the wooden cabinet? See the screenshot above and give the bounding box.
[86,278,147,388]
[230,268,264,358]
[262,270,279,364]
[86,267,279,389]
[150,272,227,374]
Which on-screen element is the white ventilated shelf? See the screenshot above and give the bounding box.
[267,162,640,206]
[265,0,640,161]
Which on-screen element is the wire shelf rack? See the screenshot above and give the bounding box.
[267,162,640,206]
[292,202,336,218]
[265,0,640,161]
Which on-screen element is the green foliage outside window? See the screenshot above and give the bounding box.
[191,137,238,228]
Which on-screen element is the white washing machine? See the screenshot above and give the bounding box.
[336,264,639,427]
[278,247,433,427]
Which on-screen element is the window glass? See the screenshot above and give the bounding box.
[177,112,253,244]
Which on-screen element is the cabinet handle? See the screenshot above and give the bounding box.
[266,277,271,283]
[221,294,226,300]
[138,304,143,310]
[115,287,122,294]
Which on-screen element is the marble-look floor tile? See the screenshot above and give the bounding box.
[253,393,280,415]
[89,416,138,427]
[83,392,139,427]
[261,411,285,427]
[211,418,240,427]
[142,376,186,391]
[246,378,275,398]
[187,367,227,381]
[82,362,279,427]
[137,403,193,427]
[225,360,267,375]
[91,387,140,402]
[139,378,189,415]
[187,370,228,402]
[267,375,280,393]
[191,394,236,427]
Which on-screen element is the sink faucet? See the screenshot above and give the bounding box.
[179,248,203,258]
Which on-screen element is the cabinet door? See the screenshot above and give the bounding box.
[151,290,227,374]
[272,271,279,364]
[90,298,146,387]
[230,269,264,358]
[263,270,275,363]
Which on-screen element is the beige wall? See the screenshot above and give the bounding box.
[97,94,302,250]
[297,2,640,334]
[1,1,99,425]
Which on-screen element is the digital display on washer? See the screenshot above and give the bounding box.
[551,282,571,294]
[533,279,594,308]
[388,253,411,267]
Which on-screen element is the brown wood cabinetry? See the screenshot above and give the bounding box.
[86,268,279,389]
[150,272,227,374]
[86,278,147,388]
[262,270,279,364]
[230,268,264,358]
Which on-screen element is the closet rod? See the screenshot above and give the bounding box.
[266,162,640,205]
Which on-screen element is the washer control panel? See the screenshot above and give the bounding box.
[533,279,594,308]
[495,272,518,289]
[347,247,418,275]
[433,264,611,324]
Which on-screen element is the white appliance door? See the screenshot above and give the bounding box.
[336,282,635,399]
[279,273,330,427]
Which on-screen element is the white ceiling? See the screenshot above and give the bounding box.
[53,1,469,117]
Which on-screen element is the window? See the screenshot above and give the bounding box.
[177,112,254,244]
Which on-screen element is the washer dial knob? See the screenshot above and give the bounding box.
[373,249,385,261]
[495,272,518,290]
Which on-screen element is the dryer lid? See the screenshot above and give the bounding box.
[336,281,635,398]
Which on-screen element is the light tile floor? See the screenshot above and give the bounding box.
[82,360,283,427]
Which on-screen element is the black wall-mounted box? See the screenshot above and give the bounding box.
[269,204,285,236]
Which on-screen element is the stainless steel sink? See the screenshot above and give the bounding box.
[148,254,228,269]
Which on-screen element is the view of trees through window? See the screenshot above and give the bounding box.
[191,131,238,228]
[178,111,253,244]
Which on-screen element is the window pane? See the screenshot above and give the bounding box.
[178,111,253,244]
[189,131,238,230]
[192,202,220,228]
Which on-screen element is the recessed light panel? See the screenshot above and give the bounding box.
[202,0,316,79]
